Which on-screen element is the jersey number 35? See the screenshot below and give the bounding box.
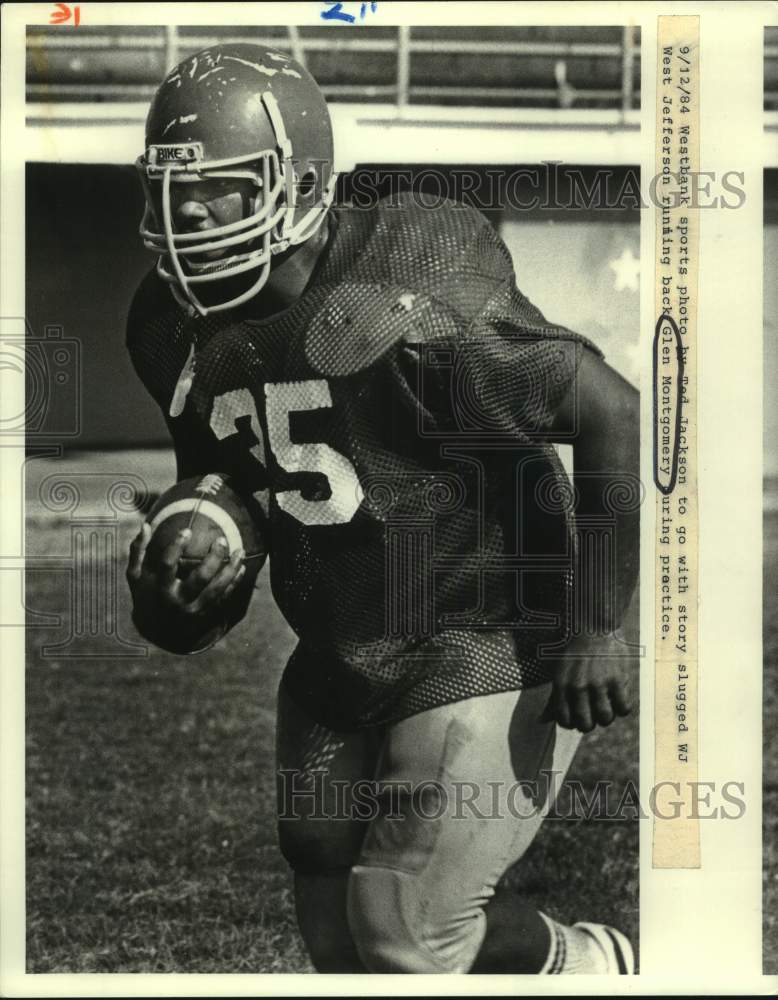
[209,379,364,527]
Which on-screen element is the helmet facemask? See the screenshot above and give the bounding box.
[137,92,336,317]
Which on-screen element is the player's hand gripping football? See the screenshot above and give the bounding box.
[126,523,245,652]
[541,634,633,733]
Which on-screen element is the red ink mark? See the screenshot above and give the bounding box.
[49,3,81,25]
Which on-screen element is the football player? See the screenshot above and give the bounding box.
[126,43,639,975]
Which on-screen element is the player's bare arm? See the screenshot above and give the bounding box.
[544,347,640,733]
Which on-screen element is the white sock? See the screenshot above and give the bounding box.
[538,913,608,974]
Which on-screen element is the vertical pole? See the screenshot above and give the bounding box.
[397,25,410,110]
[287,25,306,68]
[165,23,179,74]
[622,24,635,117]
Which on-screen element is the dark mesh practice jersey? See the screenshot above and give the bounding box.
[127,194,599,730]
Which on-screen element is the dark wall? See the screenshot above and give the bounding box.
[26,163,168,449]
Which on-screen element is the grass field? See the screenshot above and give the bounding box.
[24,451,642,974]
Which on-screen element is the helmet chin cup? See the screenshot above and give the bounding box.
[137,85,336,317]
[162,253,273,317]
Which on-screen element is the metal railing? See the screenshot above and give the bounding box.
[26,24,641,114]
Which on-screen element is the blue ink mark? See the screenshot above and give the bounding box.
[652,313,685,495]
[321,1,356,22]
[320,1,377,22]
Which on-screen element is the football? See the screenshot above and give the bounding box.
[145,472,267,580]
